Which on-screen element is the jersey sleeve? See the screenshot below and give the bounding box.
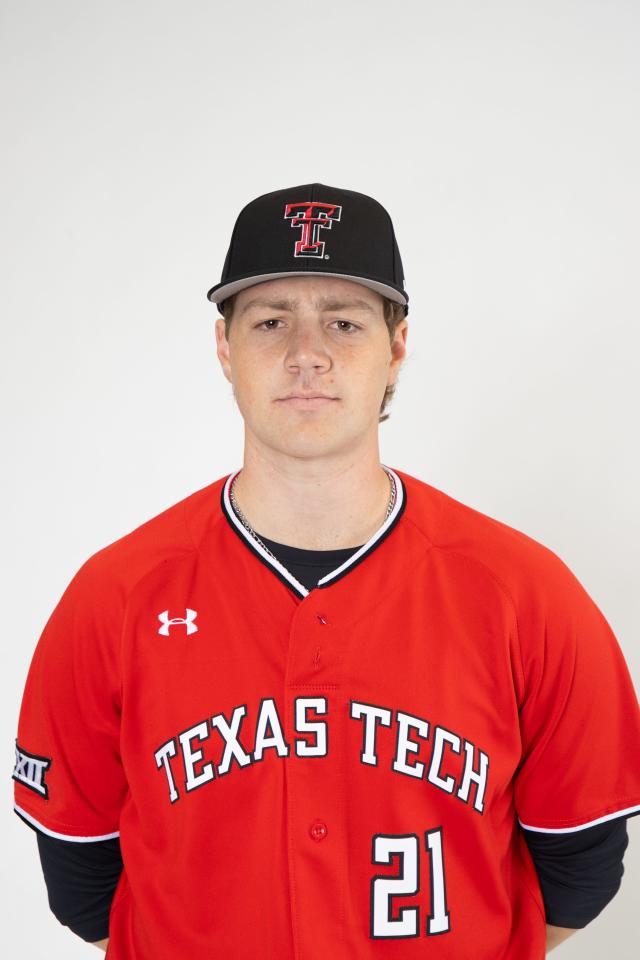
[12,553,126,841]
[512,549,640,833]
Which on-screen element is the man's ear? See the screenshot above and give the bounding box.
[387,319,408,387]
[215,317,233,385]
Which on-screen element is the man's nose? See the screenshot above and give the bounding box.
[284,326,332,370]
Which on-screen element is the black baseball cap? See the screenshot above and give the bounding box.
[206,182,409,316]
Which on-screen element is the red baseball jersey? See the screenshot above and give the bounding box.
[13,466,640,959]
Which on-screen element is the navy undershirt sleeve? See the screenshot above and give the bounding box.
[521,817,630,928]
[36,832,123,942]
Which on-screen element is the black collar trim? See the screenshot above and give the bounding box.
[220,465,407,599]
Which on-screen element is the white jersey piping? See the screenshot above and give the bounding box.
[14,804,120,842]
[518,802,640,833]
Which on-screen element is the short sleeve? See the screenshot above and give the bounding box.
[12,554,126,841]
[513,551,640,833]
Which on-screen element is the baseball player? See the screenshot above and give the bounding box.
[13,183,640,959]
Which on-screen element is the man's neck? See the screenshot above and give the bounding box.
[230,451,393,551]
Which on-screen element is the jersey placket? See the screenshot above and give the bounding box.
[284,594,351,959]
[219,466,408,959]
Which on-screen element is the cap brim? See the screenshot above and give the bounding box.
[207,271,408,312]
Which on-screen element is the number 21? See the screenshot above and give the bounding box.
[370,827,451,939]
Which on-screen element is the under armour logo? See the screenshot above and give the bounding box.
[283,201,342,258]
[13,743,52,798]
[158,609,198,636]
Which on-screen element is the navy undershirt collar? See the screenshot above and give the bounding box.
[256,533,365,591]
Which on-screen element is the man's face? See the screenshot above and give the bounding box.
[215,275,408,461]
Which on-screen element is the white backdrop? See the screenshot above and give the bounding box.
[1,1,638,956]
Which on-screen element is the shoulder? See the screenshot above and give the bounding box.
[395,466,596,618]
[65,474,229,605]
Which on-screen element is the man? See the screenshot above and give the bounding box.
[13,183,640,959]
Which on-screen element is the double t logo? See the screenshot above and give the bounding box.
[283,201,342,258]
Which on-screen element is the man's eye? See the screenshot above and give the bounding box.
[333,320,358,333]
[255,319,282,330]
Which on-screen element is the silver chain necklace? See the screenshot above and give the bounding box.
[229,467,397,562]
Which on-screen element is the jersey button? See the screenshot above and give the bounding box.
[316,613,328,625]
[309,820,328,842]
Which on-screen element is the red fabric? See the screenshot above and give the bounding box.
[13,468,640,959]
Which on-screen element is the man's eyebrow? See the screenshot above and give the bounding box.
[239,296,376,316]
